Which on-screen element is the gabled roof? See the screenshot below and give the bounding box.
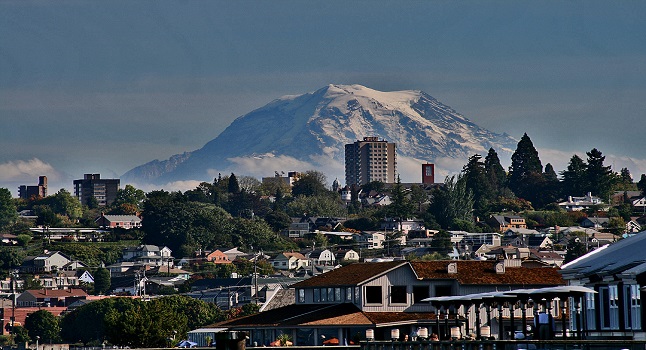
[96,215,141,223]
[291,261,406,288]
[276,252,306,260]
[411,261,564,285]
[212,303,438,328]
[23,288,88,298]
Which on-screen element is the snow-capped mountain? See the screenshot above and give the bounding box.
[122,84,517,185]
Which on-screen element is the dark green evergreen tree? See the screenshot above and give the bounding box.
[93,268,111,295]
[227,173,240,194]
[388,175,414,221]
[638,174,646,197]
[484,148,507,196]
[508,133,543,202]
[535,163,561,208]
[462,154,493,216]
[560,154,587,196]
[585,148,616,200]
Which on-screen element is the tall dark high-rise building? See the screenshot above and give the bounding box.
[344,137,397,186]
[73,174,120,206]
[18,176,48,199]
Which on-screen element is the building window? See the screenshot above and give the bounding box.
[320,288,327,302]
[413,286,430,304]
[346,287,353,302]
[335,288,341,301]
[599,286,620,330]
[435,285,452,297]
[298,289,305,303]
[390,286,407,304]
[314,288,321,302]
[365,286,382,304]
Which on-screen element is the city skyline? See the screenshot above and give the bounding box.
[2,1,646,195]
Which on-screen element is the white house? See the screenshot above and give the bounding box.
[352,232,385,249]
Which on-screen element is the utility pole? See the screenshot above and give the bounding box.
[253,251,259,305]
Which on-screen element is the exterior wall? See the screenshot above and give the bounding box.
[345,137,396,186]
[360,266,418,312]
[73,174,120,206]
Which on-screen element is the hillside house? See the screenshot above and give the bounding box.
[95,214,142,229]
[17,288,88,307]
[206,250,232,264]
[306,249,336,266]
[487,215,527,233]
[122,245,173,267]
[558,192,605,212]
[20,251,72,273]
[353,232,385,249]
[271,252,309,271]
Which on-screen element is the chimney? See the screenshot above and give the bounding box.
[447,262,457,274]
[495,261,505,274]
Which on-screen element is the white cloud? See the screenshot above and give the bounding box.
[0,158,61,182]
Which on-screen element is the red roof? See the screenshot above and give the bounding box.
[292,261,564,288]
[25,288,89,298]
[291,261,406,288]
[411,261,565,285]
[212,303,439,328]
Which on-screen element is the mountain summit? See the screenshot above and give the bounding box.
[123,84,517,185]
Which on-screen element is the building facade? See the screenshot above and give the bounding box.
[73,174,120,206]
[345,137,396,186]
[18,176,47,199]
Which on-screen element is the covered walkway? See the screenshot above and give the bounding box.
[422,285,596,340]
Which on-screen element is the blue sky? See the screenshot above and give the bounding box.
[2,1,646,194]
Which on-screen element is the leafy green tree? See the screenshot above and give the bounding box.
[263,210,292,232]
[484,148,507,195]
[238,176,262,193]
[12,326,30,344]
[49,189,83,220]
[343,217,379,231]
[508,133,543,202]
[112,185,146,213]
[0,188,18,229]
[93,268,111,295]
[426,175,474,229]
[286,195,344,217]
[0,247,24,269]
[430,230,453,256]
[24,310,60,343]
[184,182,218,203]
[291,170,328,197]
[361,181,385,194]
[409,184,429,213]
[585,148,617,200]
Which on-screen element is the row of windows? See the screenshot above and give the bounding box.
[301,285,445,306]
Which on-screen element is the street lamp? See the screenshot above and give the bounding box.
[36,336,40,350]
